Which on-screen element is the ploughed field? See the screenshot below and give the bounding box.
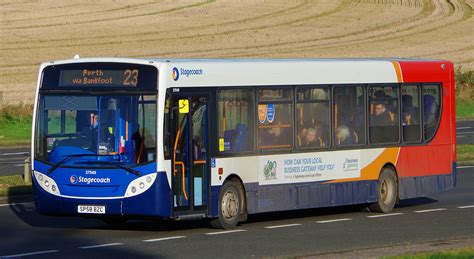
[0,0,473,105]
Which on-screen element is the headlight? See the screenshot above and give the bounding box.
[124,173,157,198]
[34,171,61,196]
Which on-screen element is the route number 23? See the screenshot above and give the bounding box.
[123,69,139,86]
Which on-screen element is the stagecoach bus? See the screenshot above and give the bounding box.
[31,57,456,228]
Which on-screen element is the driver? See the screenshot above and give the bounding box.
[80,113,113,152]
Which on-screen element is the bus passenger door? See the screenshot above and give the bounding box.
[171,95,209,214]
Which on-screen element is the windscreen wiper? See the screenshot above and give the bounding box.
[47,156,73,174]
[47,154,118,175]
[75,160,141,176]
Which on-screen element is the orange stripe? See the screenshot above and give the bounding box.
[392,61,403,83]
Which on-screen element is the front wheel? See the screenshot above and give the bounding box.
[370,167,398,213]
[210,181,242,229]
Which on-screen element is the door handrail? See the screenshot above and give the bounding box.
[173,125,188,200]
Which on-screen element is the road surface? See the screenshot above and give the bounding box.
[0,167,472,258]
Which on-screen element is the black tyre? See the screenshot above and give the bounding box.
[370,167,398,213]
[210,180,242,229]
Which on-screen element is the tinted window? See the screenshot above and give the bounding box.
[334,86,365,146]
[369,85,399,144]
[258,88,293,150]
[401,85,421,142]
[423,84,441,140]
[296,87,330,149]
[217,89,255,153]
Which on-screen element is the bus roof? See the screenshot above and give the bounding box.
[42,57,449,66]
[39,57,452,88]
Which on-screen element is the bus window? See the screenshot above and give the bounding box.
[333,85,365,146]
[296,87,329,148]
[138,95,157,162]
[401,85,421,143]
[257,88,293,150]
[217,89,255,153]
[369,85,400,144]
[423,84,441,141]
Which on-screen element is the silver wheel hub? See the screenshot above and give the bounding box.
[380,178,393,204]
[221,190,239,219]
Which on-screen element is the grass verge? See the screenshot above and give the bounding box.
[457,144,474,166]
[388,246,474,259]
[456,101,474,120]
[0,175,32,197]
[0,104,32,146]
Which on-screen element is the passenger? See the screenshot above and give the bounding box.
[370,102,392,127]
[402,95,416,126]
[132,124,147,163]
[296,126,308,147]
[336,125,354,145]
[260,126,283,146]
[301,128,319,147]
[423,95,438,126]
[313,122,327,147]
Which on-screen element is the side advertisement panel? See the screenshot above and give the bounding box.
[258,150,361,185]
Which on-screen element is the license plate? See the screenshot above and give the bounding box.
[77,205,106,214]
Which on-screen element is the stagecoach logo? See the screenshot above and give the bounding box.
[172,67,203,81]
[263,160,277,180]
[172,67,179,81]
[69,175,111,185]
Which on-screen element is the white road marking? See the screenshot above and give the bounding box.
[367,213,403,218]
[0,152,28,156]
[414,208,447,213]
[205,229,247,235]
[456,127,472,130]
[0,202,34,207]
[264,223,302,229]
[457,131,474,135]
[457,165,474,169]
[143,236,186,242]
[316,218,352,224]
[79,243,123,249]
[457,205,474,209]
[14,164,25,167]
[2,250,59,258]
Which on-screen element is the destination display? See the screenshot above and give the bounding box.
[41,62,158,90]
[59,69,139,87]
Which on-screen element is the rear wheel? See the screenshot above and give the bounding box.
[370,167,398,213]
[210,180,242,229]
